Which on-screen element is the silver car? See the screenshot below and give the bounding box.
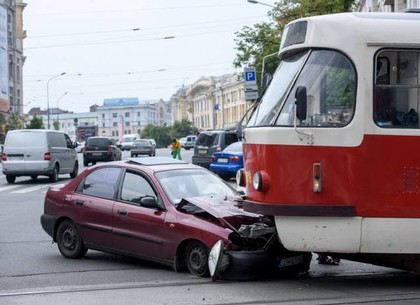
[1,129,78,183]
[130,139,156,157]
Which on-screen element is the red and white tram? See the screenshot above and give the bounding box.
[239,12,420,271]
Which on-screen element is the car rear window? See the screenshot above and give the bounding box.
[224,141,242,152]
[122,136,136,142]
[6,132,47,147]
[134,140,150,145]
[87,138,110,147]
[196,133,218,146]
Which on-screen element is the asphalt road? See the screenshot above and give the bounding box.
[1,148,420,305]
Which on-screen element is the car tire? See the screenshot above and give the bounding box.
[185,241,209,277]
[70,162,78,179]
[6,175,16,184]
[56,220,87,259]
[31,175,38,180]
[83,160,88,167]
[92,162,96,165]
[49,165,59,182]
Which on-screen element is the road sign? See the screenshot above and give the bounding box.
[244,67,259,101]
[244,67,257,85]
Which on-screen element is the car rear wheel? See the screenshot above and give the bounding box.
[6,175,16,184]
[49,165,59,182]
[83,160,88,167]
[56,220,87,259]
[31,175,37,180]
[70,162,78,178]
[185,241,209,277]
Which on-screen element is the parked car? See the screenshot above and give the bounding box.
[83,136,122,166]
[192,130,239,168]
[130,139,156,157]
[145,138,156,147]
[119,134,140,151]
[1,129,79,183]
[75,142,85,153]
[40,157,311,279]
[209,141,243,180]
[179,137,187,147]
[183,135,197,150]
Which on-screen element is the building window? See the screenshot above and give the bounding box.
[102,114,105,118]
[102,123,105,127]
[113,122,118,127]
[113,113,117,118]
[125,112,130,118]
[125,121,130,126]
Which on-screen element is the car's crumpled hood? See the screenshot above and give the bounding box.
[177,195,262,224]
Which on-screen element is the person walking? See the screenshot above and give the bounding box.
[171,138,182,160]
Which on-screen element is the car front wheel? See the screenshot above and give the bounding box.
[56,220,87,259]
[186,241,209,277]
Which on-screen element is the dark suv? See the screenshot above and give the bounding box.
[83,137,122,166]
[192,130,239,168]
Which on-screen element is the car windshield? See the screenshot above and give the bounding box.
[155,168,238,205]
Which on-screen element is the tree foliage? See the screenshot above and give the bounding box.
[27,115,45,129]
[141,119,197,148]
[234,0,358,90]
[53,120,60,131]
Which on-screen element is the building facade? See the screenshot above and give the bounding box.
[0,0,25,116]
[359,0,420,11]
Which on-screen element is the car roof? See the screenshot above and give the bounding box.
[122,157,200,173]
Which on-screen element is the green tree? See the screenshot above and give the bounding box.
[141,124,172,148]
[8,113,23,130]
[170,119,197,139]
[234,0,358,90]
[27,115,45,129]
[53,120,60,130]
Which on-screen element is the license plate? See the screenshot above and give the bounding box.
[218,158,228,163]
[7,156,23,161]
[277,255,304,268]
[199,149,207,154]
[92,152,102,156]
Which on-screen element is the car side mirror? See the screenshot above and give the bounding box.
[295,86,307,121]
[73,142,78,149]
[140,196,162,210]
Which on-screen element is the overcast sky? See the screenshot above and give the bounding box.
[22,0,275,113]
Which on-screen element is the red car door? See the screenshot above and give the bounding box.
[112,171,170,260]
[73,167,122,249]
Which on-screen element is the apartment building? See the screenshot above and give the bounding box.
[0,0,26,116]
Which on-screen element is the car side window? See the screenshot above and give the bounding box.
[78,167,121,199]
[64,134,73,149]
[224,133,238,146]
[120,171,157,205]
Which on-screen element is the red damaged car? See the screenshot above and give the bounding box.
[40,157,311,279]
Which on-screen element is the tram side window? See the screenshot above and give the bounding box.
[276,49,356,127]
[374,50,420,128]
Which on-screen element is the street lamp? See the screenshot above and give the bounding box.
[247,0,275,8]
[47,72,66,129]
[56,91,68,122]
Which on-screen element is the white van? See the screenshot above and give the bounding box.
[119,133,140,151]
[1,129,79,183]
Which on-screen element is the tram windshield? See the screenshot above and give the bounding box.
[248,49,356,128]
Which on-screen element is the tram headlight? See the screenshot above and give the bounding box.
[252,171,270,192]
[253,172,262,191]
[236,169,246,187]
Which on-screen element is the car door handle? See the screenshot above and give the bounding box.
[75,199,84,206]
[117,209,128,215]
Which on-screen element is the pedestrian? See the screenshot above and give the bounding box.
[171,138,182,160]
